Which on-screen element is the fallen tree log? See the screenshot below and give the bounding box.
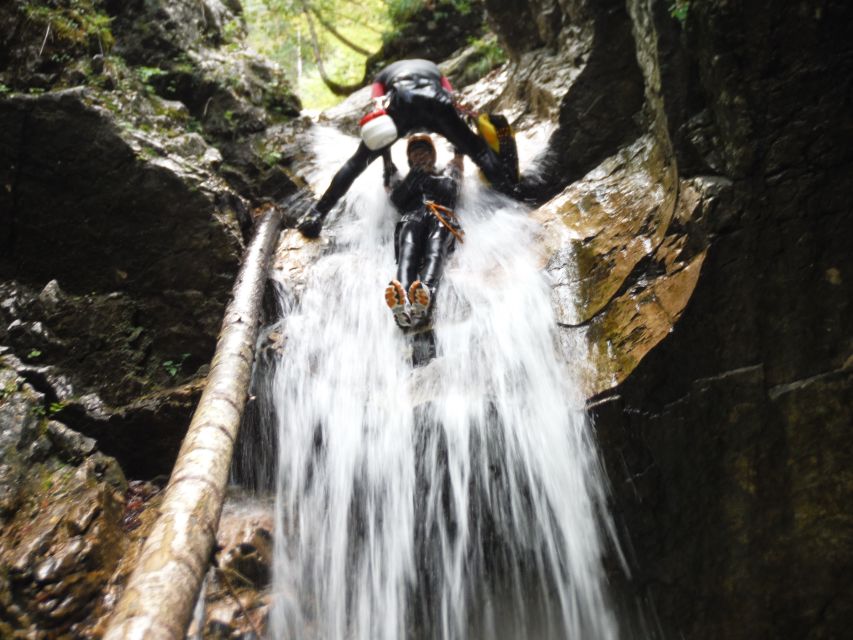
[103,208,283,640]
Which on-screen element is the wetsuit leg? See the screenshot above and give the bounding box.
[316,142,382,214]
[396,215,428,293]
[419,224,455,293]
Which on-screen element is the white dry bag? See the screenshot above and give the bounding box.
[360,109,398,150]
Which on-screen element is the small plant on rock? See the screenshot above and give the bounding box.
[163,353,191,378]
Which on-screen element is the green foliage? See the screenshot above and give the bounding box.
[48,401,66,415]
[669,1,689,22]
[22,1,115,53]
[387,0,424,24]
[468,34,506,74]
[137,66,166,84]
[0,83,12,95]
[138,146,158,160]
[27,348,43,359]
[244,0,389,108]
[387,0,472,24]
[262,148,283,166]
[222,18,245,43]
[1,380,19,400]
[162,353,190,378]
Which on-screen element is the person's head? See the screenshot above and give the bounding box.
[407,134,436,171]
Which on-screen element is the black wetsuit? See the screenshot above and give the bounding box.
[313,59,508,217]
[385,158,462,298]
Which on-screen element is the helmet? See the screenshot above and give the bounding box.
[406,134,436,166]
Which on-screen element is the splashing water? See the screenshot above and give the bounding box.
[269,128,620,639]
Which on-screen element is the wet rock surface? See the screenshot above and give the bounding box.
[0,0,850,638]
[562,0,853,638]
[0,0,306,480]
[0,356,133,638]
[480,0,852,637]
[188,492,275,639]
[0,1,304,634]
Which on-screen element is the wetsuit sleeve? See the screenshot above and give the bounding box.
[429,174,460,209]
[316,142,382,214]
[390,170,426,210]
[382,151,400,189]
[445,154,464,184]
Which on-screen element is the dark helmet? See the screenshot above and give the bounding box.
[406,133,436,162]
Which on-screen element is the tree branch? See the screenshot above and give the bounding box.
[299,0,365,96]
[309,5,372,55]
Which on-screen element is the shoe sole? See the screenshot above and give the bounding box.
[408,281,431,322]
[385,280,411,327]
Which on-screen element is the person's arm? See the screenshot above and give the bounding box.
[390,169,427,210]
[382,150,400,191]
[446,149,464,182]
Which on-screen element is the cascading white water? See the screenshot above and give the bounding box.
[269,127,620,639]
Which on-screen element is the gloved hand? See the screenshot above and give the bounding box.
[297,205,326,238]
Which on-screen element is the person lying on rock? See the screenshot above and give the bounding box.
[383,134,464,329]
[297,58,517,238]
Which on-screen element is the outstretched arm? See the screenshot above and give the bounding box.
[447,149,464,181]
[382,149,400,191]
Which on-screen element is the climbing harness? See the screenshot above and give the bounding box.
[425,200,465,244]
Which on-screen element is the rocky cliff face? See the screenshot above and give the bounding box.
[0,1,303,634]
[1,0,303,477]
[484,0,852,637]
[1,0,850,637]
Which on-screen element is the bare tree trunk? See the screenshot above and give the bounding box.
[103,208,283,640]
[300,1,365,96]
[308,4,372,56]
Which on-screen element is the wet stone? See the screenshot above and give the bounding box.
[47,421,97,463]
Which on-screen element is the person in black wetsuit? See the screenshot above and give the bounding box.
[297,58,514,238]
[383,134,463,328]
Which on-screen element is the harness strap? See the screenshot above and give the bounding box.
[425,200,465,244]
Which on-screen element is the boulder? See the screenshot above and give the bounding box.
[0,356,130,638]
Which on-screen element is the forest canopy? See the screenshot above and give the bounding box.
[244,0,394,108]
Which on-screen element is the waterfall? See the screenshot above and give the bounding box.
[268,127,620,639]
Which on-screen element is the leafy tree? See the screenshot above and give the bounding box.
[245,0,391,106]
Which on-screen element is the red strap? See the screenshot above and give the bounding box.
[370,81,385,98]
[441,76,453,93]
[359,109,388,127]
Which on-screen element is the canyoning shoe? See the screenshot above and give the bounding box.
[297,205,326,238]
[385,280,412,328]
[408,280,432,325]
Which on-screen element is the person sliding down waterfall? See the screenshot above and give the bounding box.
[383,134,463,328]
[297,58,518,238]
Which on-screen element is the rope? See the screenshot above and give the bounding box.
[425,200,465,244]
[219,567,264,639]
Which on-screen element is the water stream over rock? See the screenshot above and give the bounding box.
[266,128,621,639]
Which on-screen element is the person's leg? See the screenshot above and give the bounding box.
[409,224,454,324]
[395,215,427,293]
[419,225,454,293]
[386,215,426,328]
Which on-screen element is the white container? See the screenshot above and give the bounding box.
[360,110,398,150]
